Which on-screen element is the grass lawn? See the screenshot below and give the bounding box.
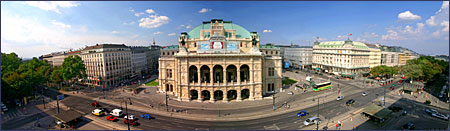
[145,80,159,86]
[283,77,298,85]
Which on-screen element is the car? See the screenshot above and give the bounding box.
[124,119,139,126]
[1,104,8,112]
[346,99,355,106]
[304,117,321,126]
[110,109,123,117]
[124,115,136,120]
[362,92,368,96]
[336,96,344,101]
[425,108,438,115]
[432,113,449,121]
[43,86,48,90]
[92,109,106,116]
[91,101,100,107]
[402,123,415,130]
[297,111,309,117]
[141,114,152,120]
[389,87,394,90]
[287,91,294,95]
[106,115,118,121]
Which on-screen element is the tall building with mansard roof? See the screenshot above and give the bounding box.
[158,19,282,102]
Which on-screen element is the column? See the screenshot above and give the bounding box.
[237,68,241,84]
[249,88,254,100]
[210,68,214,85]
[197,67,201,84]
[223,90,228,102]
[209,90,215,102]
[197,90,202,102]
[237,90,242,101]
[223,69,227,85]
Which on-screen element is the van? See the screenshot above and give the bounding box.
[304,117,321,126]
[110,109,123,117]
[92,109,105,116]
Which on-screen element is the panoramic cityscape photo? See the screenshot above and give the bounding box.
[1,1,449,130]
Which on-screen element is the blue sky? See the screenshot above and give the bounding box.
[1,1,449,58]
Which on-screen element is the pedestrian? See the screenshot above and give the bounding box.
[336,124,339,129]
[353,125,357,130]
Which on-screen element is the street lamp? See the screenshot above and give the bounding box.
[165,91,169,112]
[122,98,132,130]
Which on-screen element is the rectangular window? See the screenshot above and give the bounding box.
[268,67,275,76]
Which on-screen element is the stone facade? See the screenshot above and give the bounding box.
[283,46,313,69]
[158,19,282,102]
[381,51,401,67]
[312,38,370,74]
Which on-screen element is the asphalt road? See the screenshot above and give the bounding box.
[38,71,448,130]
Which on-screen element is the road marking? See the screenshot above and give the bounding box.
[263,124,280,130]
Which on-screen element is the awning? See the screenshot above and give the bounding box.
[341,73,355,77]
[53,110,83,123]
[362,104,392,120]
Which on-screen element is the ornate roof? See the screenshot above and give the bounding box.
[317,40,369,49]
[187,21,251,39]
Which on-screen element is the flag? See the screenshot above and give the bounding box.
[348,33,352,36]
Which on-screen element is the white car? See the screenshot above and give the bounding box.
[124,115,136,120]
[304,117,321,126]
[362,92,367,96]
[432,113,449,121]
[287,91,294,95]
[1,104,8,112]
[336,96,344,101]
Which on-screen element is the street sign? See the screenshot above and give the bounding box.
[58,95,64,100]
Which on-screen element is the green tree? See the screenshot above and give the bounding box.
[60,55,86,86]
[1,52,22,77]
[370,65,396,78]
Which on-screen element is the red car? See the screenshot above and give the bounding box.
[106,116,117,121]
[124,119,139,126]
[91,101,100,107]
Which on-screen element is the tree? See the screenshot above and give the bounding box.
[60,55,86,86]
[370,65,396,78]
[403,64,424,81]
[1,52,22,77]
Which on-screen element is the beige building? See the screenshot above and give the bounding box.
[312,38,370,75]
[80,44,132,87]
[366,43,382,68]
[398,50,418,65]
[381,51,401,67]
[158,19,282,102]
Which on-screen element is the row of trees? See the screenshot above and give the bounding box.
[370,56,448,82]
[1,52,86,102]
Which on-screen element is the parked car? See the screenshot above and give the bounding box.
[297,111,309,117]
[106,115,118,121]
[346,99,355,106]
[124,119,139,126]
[1,104,8,112]
[287,91,294,95]
[110,109,123,117]
[362,92,368,96]
[124,115,136,120]
[91,101,100,107]
[402,123,415,130]
[304,117,321,126]
[336,96,344,101]
[92,109,106,116]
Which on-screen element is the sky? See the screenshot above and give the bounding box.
[1,1,449,58]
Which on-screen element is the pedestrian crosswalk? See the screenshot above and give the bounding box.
[2,110,24,120]
[264,124,280,130]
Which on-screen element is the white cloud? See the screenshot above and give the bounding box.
[123,21,135,25]
[426,1,449,26]
[361,32,379,38]
[145,9,155,14]
[441,21,449,32]
[397,11,421,21]
[263,30,272,33]
[426,16,437,26]
[199,8,212,13]
[312,36,328,42]
[111,31,119,34]
[24,1,80,14]
[168,33,176,36]
[134,12,145,17]
[336,35,347,40]
[51,20,71,28]
[153,31,163,35]
[1,14,147,58]
[381,29,403,40]
[138,15,170,28]
[186,25,192,29]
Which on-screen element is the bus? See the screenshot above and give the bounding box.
[313,82,332,91]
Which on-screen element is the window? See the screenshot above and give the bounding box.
[167,69,172,78]
[268,67,275,76]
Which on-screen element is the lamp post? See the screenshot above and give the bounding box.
[165,91,169,112]
[383,78,386,107]
[123,98,131,130]
[316,96,320,131]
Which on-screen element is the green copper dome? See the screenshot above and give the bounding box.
[187,22,251,39]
